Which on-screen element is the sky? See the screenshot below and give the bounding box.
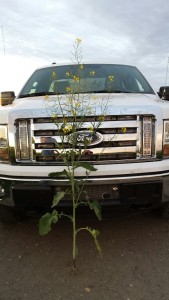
[0,0,169,94]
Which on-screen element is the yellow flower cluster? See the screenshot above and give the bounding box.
[121,127,127,133]
[63,125,72,134]
[75,101,81,108]
[66,72,70,77]
[79,64,83,69]
[66,98,72,104]
[98,115,105,122]
[90,71,95,76]
[73,75,80,82]
[66,86,71,93]
[88,126,94,132]
[76,38,82,44]
[108,75,114,81]
[51,71,57,78]
[51,113,57,119]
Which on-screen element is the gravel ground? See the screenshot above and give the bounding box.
[0,209,169,300]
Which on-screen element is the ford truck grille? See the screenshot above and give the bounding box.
[15,115,155,164]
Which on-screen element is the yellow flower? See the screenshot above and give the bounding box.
[79,64,83,69]
[66,72,70,77]
[90,71,95,76]
[121,127,127,133]
[88,126,94,132]
[62,125,72,134]
[51,71,57,78]
[76,38,82,44]
[66,86,71,93]
[108,75,114,81]
[92,95,97,100]
[51,113,57,119]
[73,75,79,82]
[67,98,72,104]
[75,101,81,108]
[98,115,105,122]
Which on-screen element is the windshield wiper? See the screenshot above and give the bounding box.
[18,92,57,98]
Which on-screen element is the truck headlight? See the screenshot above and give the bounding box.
[0,125,9,161]
[163,120,169,157]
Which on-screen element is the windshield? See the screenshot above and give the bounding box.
[18,64,155,98]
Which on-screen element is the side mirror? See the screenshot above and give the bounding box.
[0,91,15,106]
[158,86,169,100]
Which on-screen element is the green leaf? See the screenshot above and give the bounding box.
[89,200,102,221]
[89,228,102,257]
[74,162,97,172]
[51,191,65,208]
[48,169,69,178]
[39,210,58,236]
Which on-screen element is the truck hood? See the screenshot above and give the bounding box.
[1,93,169,123]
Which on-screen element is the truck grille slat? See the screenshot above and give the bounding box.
[31,120,139,131]
[33,115,137,124]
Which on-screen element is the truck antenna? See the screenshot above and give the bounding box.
[163,56,169,99]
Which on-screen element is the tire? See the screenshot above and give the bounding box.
[0,206,26,223]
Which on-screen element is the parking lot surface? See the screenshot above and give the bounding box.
[0,209,169,300]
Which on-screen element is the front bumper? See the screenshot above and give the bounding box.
[1,159,169,179]
[1,160,169,210]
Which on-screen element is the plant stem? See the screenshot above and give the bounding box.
[71,156,77,268]
[72,195,76,269]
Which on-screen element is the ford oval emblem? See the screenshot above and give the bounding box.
[68,130,103,146]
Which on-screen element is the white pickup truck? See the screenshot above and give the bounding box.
[0,63,169,221]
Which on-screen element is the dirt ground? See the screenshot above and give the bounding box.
[0,209,169,300]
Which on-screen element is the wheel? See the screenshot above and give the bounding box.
[0,206,26,223]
